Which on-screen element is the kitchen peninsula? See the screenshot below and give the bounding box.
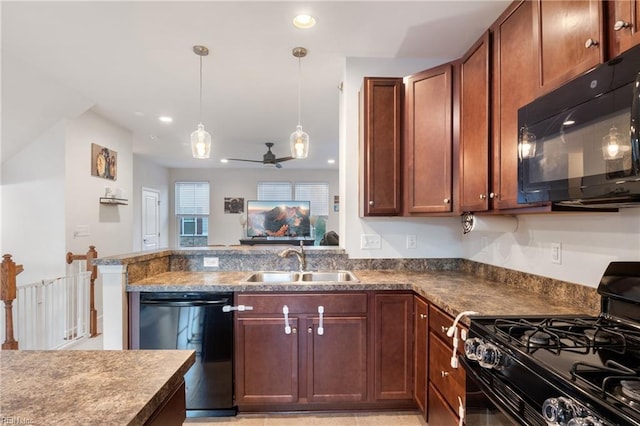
[0,349,195,425]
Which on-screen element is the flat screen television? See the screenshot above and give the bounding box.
[246,200,311,238]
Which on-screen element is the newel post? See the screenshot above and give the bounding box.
[1,254,23,350]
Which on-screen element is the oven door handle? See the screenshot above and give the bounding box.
[141,299,229,307]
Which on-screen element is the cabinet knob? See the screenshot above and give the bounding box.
[584,38,599,48]
[443,198,451,204]
[420,313,427,320]
[441,371,449,378]
[308,327,313,334]
[369,200,374,206]
[292,328,297,334]
[614,20,631,31]
[489,192,496,199]
[441,326,449,334]
[479,194,487,200]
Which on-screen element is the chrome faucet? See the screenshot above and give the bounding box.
[278,241,306,272]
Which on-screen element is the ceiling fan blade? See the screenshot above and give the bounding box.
[226,158,263,163]
[275,156,294,162]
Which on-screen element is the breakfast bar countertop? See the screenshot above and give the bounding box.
[128,269,600,320]
[0,349,195,426]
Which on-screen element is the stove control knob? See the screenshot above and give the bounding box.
[567,417,603,426]
[464,338,482,360]
[542,397,580,425]
[476,342,505,370]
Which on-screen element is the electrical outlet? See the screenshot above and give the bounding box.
[551,243,562,264]
[407,234,417,249]
[360,234,381,249]
[203,257,219,268]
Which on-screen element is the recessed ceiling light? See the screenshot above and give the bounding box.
[293,14,316,29]
[158,116,173,123]
[220,158,229,163]
[327,159,335,164]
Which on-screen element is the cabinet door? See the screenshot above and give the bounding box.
[609,0,640,57]
[459,31,491,212]
[414,297,429,417]
[359,77,403,216]
[404,64,453,214]
[235,317,298,405]
[373,293,414,400]
[307,316,368,403]
[429,332,466,414]
[492,0,540,210]
[537,0,604,93]
[428,382,460,426]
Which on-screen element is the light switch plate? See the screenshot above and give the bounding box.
[361,234,381,249]
[551,242,562,264]
[203,257,219,268]
[406,234,417,249]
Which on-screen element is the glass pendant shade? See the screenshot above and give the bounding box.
[602,126,627,160]
[191,123,212,159]
[290,124,309,159]
[518,127,537,159]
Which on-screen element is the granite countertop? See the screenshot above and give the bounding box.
[129,269,599,319]
[0,350,195,426]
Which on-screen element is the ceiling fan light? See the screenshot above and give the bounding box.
[191,123,211,159]
[290,124,309,159]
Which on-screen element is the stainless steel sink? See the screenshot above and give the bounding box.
[300,271,358,282]
[244,271,301,282]
[243,270,358,283]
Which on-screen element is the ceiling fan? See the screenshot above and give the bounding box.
[227,142,294,168]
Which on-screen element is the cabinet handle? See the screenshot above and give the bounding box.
[308,327,313,334]
[292,328,297,334]
[584,38,599,48]
[420,313,427,319]
[614,20,631,31]
[369,200,374,206]
[489,192,496,199]
[441,326,450,334]
[317,306,324,335]
[441,371,449,378]
[283,305,291,335]
[443,198,451,204]
[479,194,487,200]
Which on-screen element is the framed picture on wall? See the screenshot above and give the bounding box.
[91,143,117,180]
[224,197,244,214]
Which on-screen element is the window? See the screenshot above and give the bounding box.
[257,181,329,217]
[175,182,209,247]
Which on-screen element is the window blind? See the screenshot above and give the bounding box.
[175,182,210,215]
[295,182,329,216]
[257,182,292,200]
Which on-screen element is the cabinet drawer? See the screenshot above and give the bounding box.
[429,332,465,413]
[429,305,456,342]
[237,293,368,315]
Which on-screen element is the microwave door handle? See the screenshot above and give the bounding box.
[631,72,640,173]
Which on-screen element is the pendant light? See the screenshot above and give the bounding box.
[290,47,309,159]
[191,45,212,159]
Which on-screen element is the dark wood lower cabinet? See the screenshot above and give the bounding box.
[144,380,187,426]
[428,382,460,426]
[414,296,428,417]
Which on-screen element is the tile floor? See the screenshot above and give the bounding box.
[184,411,427,426]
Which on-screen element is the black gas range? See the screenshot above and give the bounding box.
[461,262,640,426]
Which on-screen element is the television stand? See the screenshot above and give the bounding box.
[239,238,315,246]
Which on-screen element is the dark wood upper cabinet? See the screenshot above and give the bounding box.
[536,0,605,93]
[459,31,491,212]
[359,77,403,217]
[403,64,454,215]
[608,0,640,58]
[491,0,540,210]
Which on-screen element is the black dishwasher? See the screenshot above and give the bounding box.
[139,292,237,417]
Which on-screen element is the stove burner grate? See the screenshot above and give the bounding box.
[620,380,640,403]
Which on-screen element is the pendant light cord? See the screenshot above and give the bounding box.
[297,56,301,126]
[199,55,203,124]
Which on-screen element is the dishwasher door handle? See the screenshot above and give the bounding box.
[141,299,229,307]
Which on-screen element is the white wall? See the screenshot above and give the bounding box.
[1,122,66,284]
[169,168,339,246]
[340,57,464,259]
[463,209,640,287]
[65,110,133,258]
[132,154,170,251]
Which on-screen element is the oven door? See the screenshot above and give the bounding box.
[460,356,543,426]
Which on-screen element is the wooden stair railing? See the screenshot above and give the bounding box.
[66,245,99,337]
[1,254,24,350]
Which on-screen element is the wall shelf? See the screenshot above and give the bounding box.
[100,197,128,206]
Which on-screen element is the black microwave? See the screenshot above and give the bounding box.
[517,44,640,208]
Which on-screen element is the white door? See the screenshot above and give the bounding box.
[142,188,160,250]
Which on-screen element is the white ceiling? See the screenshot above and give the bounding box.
[1,0,510,170]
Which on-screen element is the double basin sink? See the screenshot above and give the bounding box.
[244,270,359,283]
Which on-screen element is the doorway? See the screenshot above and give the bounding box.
[142,188,160,250]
